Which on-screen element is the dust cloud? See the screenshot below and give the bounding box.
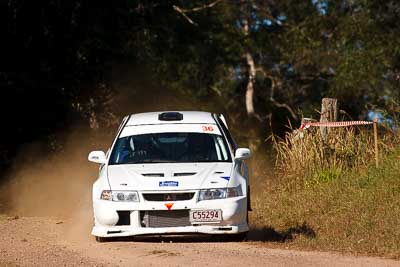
[0,128,109,241]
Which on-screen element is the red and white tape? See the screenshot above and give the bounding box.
[300,121,373,130]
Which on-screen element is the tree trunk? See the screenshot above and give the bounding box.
[245,51,256,116]
[242,16,256,116]
[320,98,338,141]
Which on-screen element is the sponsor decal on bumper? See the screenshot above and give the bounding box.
[159,181,179,187]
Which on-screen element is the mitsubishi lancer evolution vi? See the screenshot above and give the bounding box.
[88,111,251,242]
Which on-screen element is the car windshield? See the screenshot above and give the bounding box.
[109,132,232,164]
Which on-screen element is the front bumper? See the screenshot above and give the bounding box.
[92,195,248,237]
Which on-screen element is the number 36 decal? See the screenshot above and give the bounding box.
[202,126,214,132]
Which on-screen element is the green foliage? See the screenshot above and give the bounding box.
[141,0,400,128]
[275,0,400,116]
[4,0,400,128]
[305,168,341,188]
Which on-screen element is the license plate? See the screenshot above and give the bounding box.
[190,209,222,223]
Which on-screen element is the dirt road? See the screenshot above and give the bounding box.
[0,216,398,267]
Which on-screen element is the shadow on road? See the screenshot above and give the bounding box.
[99,234,243,243]
[248,222,316,242]
[97,222,316,244]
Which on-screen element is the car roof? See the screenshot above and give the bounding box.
[125,111,216,126]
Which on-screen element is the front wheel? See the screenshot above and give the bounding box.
[95,236,108,243]
[224,232,248,242]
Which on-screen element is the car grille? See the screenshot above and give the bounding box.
[141,210,191,228]
[142,192,195,201]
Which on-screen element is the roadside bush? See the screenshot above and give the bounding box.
[272,124,399,188]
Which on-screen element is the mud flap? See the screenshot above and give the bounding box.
[247,186,252,211]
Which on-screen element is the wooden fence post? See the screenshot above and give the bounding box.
[373,118,379,167]
[320,98,338,141]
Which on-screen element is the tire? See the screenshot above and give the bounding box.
[95,236,108,243]
[225,232,248,242]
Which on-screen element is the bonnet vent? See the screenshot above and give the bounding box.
[142,173,164,177]
[173,172,197,177]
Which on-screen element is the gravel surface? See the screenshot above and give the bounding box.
[0,217,399,267]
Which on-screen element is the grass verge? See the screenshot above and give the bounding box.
[251,127,400,258]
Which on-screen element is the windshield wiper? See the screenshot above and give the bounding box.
[137,159,178,163]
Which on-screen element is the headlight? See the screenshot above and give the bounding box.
[198,185,242,201]
[100,190,139,202]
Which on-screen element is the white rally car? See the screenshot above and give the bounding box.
[88,111,251,241]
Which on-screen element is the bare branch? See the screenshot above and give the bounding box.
[269,78,299,121]
[173,5,197,25]
[255,67,299,120]
[177,0,223,13]
[173,0,223,26]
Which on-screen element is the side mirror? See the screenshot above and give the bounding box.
[88,151,107,164]
[234,148,251,161]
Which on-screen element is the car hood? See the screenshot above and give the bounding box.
[107,162,233,191]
